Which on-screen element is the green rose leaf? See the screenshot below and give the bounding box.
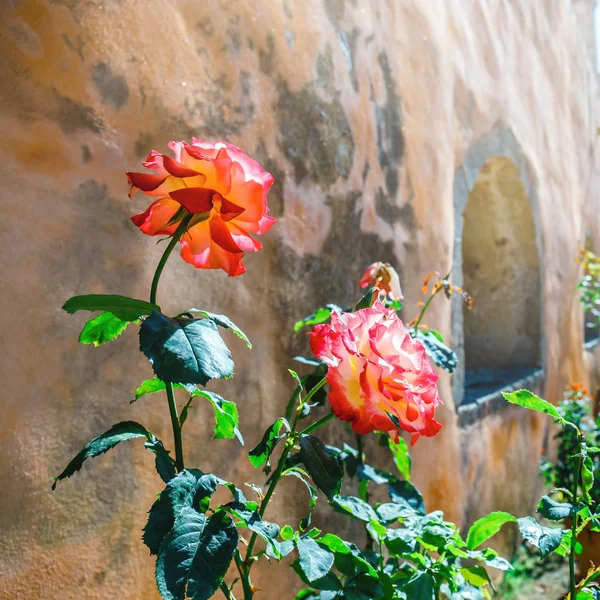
[143,469,219,555]
[517,516,565,557]
[387,479,426,515]
[537,496,577,521]
[384,528,418,556]
[248,418,289,469]
[295,536,335,583]
[293,305,341,333]
[502,389,564,422]
[401,571,436,599]
[330,495,379,523]
[139,312,234,386]
[52,421,150,489]
[63,294,159,321]
[78,311,131,346]
[145,435,176,483]
[388,437,411,481]
[582,455,595,504]
[376,502,416,524]
[224,501,280,558]
[460,566,491,588]
[466,511,517,550]
[415,330,457,374]
[284,468,317,530]
[181,309,252,348]
[156,508,238,600]
[298,434,344,500]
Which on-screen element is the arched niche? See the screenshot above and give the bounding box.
[452,127,545,410]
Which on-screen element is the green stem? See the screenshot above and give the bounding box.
[150,216,192,305]
[220,582,234,600]
[242,377,333,598]
[299,411,335,436]
[234,551,253,599]
[569,446,584,598]
[166,382,184,472]
[412,286,440,332]
[149,215,192,472]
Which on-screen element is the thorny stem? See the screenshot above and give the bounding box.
[569,439,585,600]
[242,376,331,599]
[356,433,374,551]
[149,216,193,473]
[220,582,235,600]
[412,285,441,332]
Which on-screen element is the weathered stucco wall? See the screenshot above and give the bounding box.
[0,0,598,598]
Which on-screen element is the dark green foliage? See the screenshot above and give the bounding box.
[414,330,457,374]
[143,469,219,555]
[284,468,317,530]
[139,312,234,386]
[248,418,289,469]
[400,571,435,599]
[145,435,176,483]
[330,495,378,523]
[517,517,565,558]
[387,479,426,515]
[537,496,577,521]
[155,508,238,600]
[180,309,252,348]
[63,294,159,320]
[52,421,150,489]
[296,536,335,582]
[298,435,344,500]
[78,312,131,346]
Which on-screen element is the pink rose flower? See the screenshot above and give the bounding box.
[310,302,442,444]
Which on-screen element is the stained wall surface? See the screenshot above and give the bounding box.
[0,0,599,598]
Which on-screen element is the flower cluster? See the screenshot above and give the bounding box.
[127,139,275,276]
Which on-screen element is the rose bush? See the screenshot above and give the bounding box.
[310,300,442,444]
[127,138,275,276]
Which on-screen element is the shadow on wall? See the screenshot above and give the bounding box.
[462,156,541,403]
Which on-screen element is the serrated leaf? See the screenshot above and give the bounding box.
[248,418,288,468]
[296,537,335,583]
[357,464,390,485]
[284,469,317,530]
[537,496,576,521]
[78,312,130,346]
[224,502,280,557]
[52,421,149,489]
[331,495,379,523]
[387,479,426,515]
[139,312,234,386]
[460,566,491,588]
[502,390,564,422]
[384,528,417,555]
[388,437,411,481]
[401,571,435,599]
[466,512,517,550]
[63,294,159,321]
[481,548,513,571]
[294,307,334,333]
[145,435,176,483]
[517,516,565,557]
[193,390,242,444]
[182,309,251,348]
[376,502,416,524]
[415,330,457,374]
[292,561,343,592]
[299,435,344,500]
[134,378,170,401]
[155,508,238,600]
[143,469,219,555]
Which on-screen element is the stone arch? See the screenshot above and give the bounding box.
[452,126,545,408]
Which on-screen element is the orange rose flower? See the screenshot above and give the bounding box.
[310,302,442,444]
[127,139,275,276]
[359,262,403,300]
